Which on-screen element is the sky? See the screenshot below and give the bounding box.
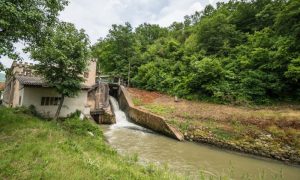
[0,0,224,70]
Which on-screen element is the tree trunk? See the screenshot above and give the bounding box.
[54,94,65,120]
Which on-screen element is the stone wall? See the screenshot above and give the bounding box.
[118,86,183,141]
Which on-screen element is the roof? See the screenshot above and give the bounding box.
[16,76,92,89]
[0,82,5,91]
[16,76,45,86]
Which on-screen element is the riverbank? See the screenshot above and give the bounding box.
[0,107,179,179]
[127,88,300,164]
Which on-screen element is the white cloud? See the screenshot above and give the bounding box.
[58,0,215,43]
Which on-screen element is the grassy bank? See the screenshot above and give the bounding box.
[128,88,300,164]
[0,106,180,180]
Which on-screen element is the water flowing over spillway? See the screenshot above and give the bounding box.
[109,96,150,132]
[104,97,300,179]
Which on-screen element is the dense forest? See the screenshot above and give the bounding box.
[92,0,300,104]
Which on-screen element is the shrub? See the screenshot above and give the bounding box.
[61,117,102,137]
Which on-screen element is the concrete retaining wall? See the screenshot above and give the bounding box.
[118,86,183,141]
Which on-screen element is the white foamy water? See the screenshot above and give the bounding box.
[109,96,149,132]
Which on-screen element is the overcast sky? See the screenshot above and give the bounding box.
[1,0,224,69]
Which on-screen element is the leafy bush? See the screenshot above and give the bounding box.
[14,105,43,118]
[61,118,102,137]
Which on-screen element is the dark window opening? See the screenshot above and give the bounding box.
[41,97,61,106]
[54,97,59,105]
[45,97,49,105]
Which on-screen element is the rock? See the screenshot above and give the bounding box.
[79,113,84,120]
[174,96,179,102]
[87,131,94,137]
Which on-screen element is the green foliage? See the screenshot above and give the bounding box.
[29,22,90,117]
[61,118,102,137]
[92,22,134,79]
[195,13,242,56]
[285,57,300,82]
[30,22,90,97]
[93,0,300,104]
[0,106,181,179]
[14,105,42,118]
[132,98,143,106]
[0,0,68,70]
[144,104,175,116]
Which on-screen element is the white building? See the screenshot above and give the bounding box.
[3,60,97,118]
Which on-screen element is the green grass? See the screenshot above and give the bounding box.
[132,98,143,106]
[0,106,181,180]
[144,104,175,116]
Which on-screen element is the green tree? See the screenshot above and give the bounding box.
[0,0,68,67]
[93,23,134,85]
[195,12,242,56]
[285,57,300,82]
[30,22,90,119]
[275,0,300,51]
[135,23,168,52]
[96,0,299,104]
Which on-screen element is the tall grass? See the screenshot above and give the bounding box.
[0,106,181,180]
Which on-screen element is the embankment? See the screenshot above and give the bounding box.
[118,86,184,141]
[126,88,300,165]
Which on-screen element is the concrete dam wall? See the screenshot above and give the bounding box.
[116,86,184,141]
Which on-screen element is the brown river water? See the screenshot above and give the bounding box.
[102,97,300,179]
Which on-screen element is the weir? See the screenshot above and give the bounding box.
[109,96,150,133]
[88,81,183,140]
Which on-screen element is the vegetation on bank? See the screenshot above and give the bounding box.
[0,107,180,180]
[128,88,300,164]
[93,0,300,104]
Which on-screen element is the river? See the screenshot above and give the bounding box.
[102,97,300,179]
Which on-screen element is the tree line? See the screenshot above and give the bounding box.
[92,0,300,104]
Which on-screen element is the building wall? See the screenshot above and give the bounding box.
[22,87,89,117]
[18,85,24,107]
[3,78,21,107]
[84,60,97,87]
[12,80,20,107]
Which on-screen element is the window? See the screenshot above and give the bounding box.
[45,97,49,105]
[41,97,45,105]
[41,97,61,106]
[54,97,59,105]
[50,97,54,105]
[19,96,22,105]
